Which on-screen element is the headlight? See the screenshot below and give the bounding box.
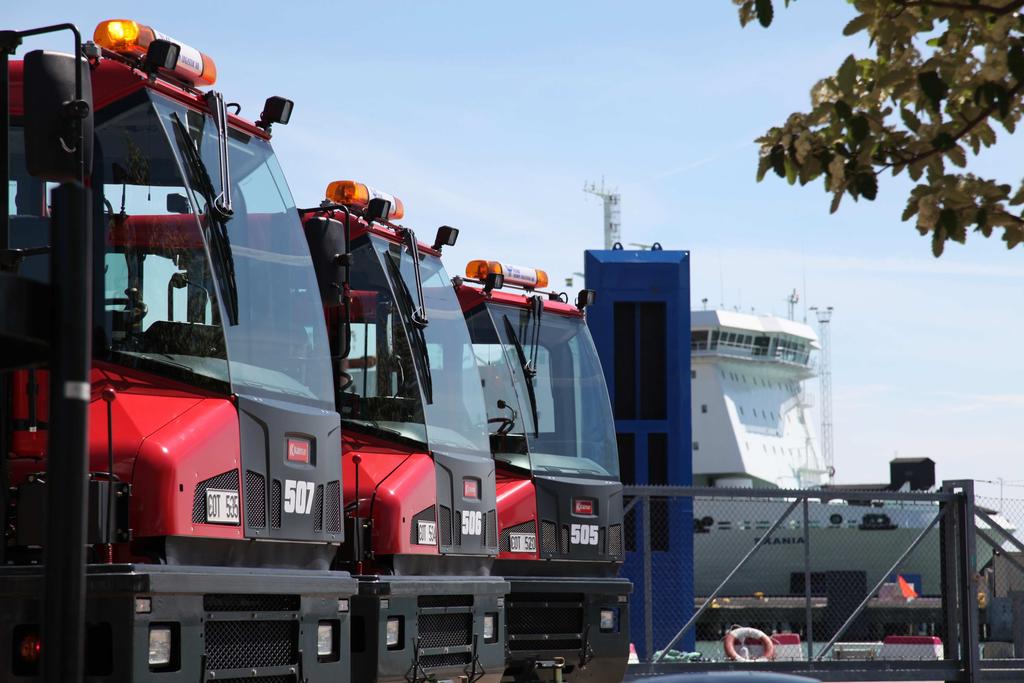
[317,621,335,657]
[483,613,497,642]
[148,625,173,667]
[386,616,402,648]
[599,608,617,632]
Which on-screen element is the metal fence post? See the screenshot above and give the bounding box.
[953,480,980,682]
[802,496,814,661]
[940,480,960,667]
[642,494,653,662]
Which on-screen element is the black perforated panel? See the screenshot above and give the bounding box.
[271,479,282,529]
[312,484,324,533]
[204,620,298,670]
[325,480,342,533]
[245,470,266,529]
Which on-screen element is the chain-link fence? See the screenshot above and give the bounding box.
[621,481,1022,681]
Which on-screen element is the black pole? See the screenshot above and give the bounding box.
[42,181,92,683]
[0,37,20,568]
[21,24,92,683]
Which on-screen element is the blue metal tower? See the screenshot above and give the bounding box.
[584,247,694,658]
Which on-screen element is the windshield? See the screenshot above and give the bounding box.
[90,92,333,408]
[466,302,619,478]
[338,233,490,454]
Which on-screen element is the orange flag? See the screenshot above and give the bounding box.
[897,575,918,600]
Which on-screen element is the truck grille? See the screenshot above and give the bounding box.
[246,470,266,528]
[193,470,239,524]
[421,652,471,668]
[500,520,536,552]
[418,612,473,649]
[326,480,342,532]
[507,593,584,653]
[204,620,298,670]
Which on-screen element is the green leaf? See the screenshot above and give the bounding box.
[856,172,878,200]
[850,115,870,142]
[931,229,946,257]
[834,100,854,121]
[932,132,956,150]
[900,108,922,132]
[756,153,772,182]
[842,14,871,36]
[785,158,797,185]
[976,208,991,237]
[829,190,843,214]
[838,54,858,95]
[1009,45,1024,83]
[947,145,967,168]
[770,144,786,177]
[918,71,948,111]
[901,196,919,222]
[755,0,774,27]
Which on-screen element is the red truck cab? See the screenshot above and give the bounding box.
[302,185,507,683]
[456,262,631,683]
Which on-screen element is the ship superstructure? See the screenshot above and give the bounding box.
[690,310,825,489]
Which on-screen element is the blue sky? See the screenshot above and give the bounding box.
[12,2,1024,498]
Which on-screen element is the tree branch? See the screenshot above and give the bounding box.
[881,80,1024,169]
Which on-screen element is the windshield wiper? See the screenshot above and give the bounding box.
[170,112,239,325]
[503,314,539,437]
[400,228,428,327]
[342,418,427,448]
[204,91,234,217]
[385,251,434,403]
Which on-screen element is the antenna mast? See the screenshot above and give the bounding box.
[810,306,835,481]
[786,289,799,321]
[584,179,621,249]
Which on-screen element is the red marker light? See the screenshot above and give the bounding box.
[463,479,479,499]
[18,632,41,662]
[573,499,594,516]
[287,437,311,464]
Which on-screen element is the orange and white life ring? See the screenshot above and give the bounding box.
[723,626,775,661]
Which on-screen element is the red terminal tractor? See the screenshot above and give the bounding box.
[456,261,632,683]
[301,181,508,683]
[0,19,357,682]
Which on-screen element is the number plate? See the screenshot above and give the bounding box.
[509,532,536,553]
[417,520,437,545]
[206,488,240,525]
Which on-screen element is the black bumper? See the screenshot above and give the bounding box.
[352,574,510,683]
[503,576,632,683]
[0,563,357,682]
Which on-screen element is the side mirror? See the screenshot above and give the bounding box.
[166,193,190,214]
[23,50,93,181]
[431,225,459,251]
[365,197,392,222]
[256,96,294,131]
[575,288,596,310]
[142,39,180,75]
[483,272,504,293]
